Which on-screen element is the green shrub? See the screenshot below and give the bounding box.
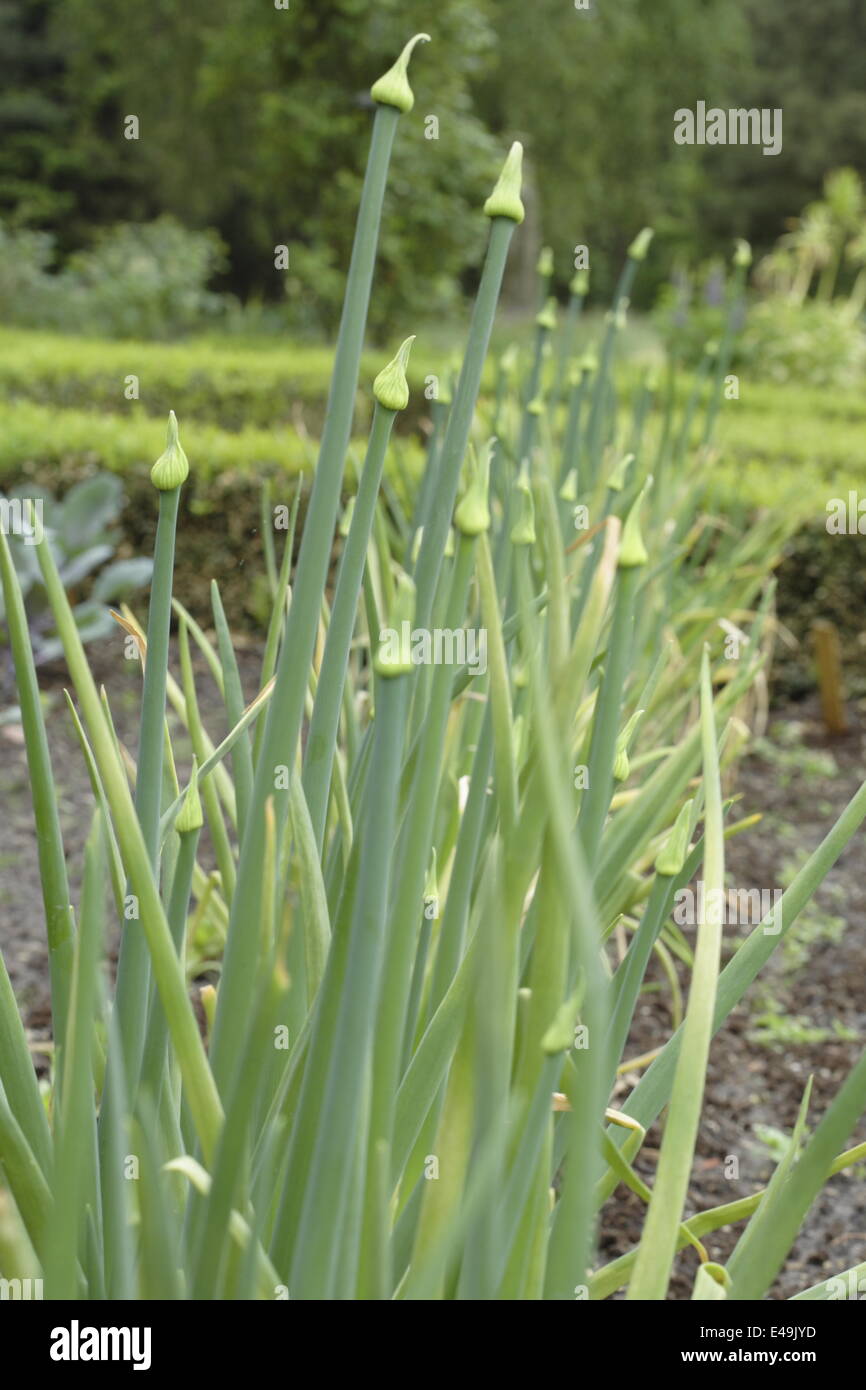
[773,524,866,701]
[657,285,866,391]
[653,260,732,362]
[0,223,55,318]
[739,298,866,389]
[59,218,232,340]
[0,217,234,340]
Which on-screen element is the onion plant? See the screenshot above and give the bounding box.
[1,34,865,1302]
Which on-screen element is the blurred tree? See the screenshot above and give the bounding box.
[715,0,866,255]
[1,0,863,328]
[0,0,80,225]
[50,0,501,337]
[472,0,751,303]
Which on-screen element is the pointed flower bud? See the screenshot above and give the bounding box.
[559,468,578,503]
[484,142,525,224]
[655,799,693,877]
[619,482,650,568]
[613,709,645,783]
[373,335,415,412]
[733,238,752,269]
[536,296,558,332]
[537,246,555,278]
[370,34,430,114]
[607,452,634,493]
[627,227,654,262]
[527,395,545,416]
[580,347,598,374]
[151,411,189,491]
[375,570,416,677]
[500,343,520,379]
[176,758,203,834]
[455,438,494,537]
[510,466,536,546]
[570,269,589,297]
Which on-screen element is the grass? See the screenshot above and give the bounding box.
[2,33,866,1303]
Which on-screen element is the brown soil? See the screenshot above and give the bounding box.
[0,633,264,1062]
[1,637,865,1300]
[602,699,866,1298]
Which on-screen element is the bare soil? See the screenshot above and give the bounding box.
[603,699,866,1298]
[1,638,865,1300]
[0,634,262,1059]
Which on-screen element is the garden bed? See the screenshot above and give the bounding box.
[2,635,863,1299]
[605,702,866,1298]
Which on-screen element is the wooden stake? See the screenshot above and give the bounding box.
[812,619,848,735]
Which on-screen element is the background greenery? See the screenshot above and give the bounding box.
[1,0,865,689]
[3,0,866,327]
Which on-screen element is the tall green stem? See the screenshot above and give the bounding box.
[412,216,516,635]
[0,526,74,1056]
[113,485,181,1098]
[210,104,401,1092]
[303,400,400,851]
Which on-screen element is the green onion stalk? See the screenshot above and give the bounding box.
[357,446,496,1296]
[287,576,418,1298]
[585,228,653,488]
[303,336,416,852]
[110,410,188,1101]
[551,268,589,410]
[210,35,430,1093]
[412,141,525,640]
[0,525,74,1061]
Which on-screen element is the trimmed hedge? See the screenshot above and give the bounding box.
[0,399,424,628]
[2,327,863,654]
[774,524,866,704]
[0,399,425,497]
[0,399,326,485]
[698,377,866,516]
[0,328,450,432]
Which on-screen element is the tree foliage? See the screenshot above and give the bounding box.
[48,0,500,336]
[0,0,862,326]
